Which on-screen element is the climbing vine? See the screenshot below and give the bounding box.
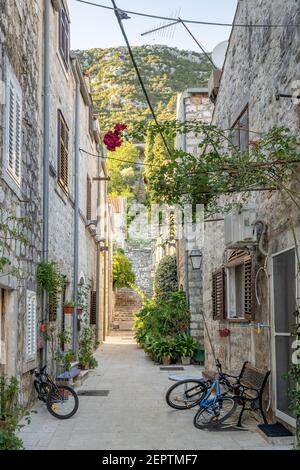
[127,121,300,214]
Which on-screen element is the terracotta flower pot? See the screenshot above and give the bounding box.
[181,356,191,365]
[64,306,75,314]
[219,328,230,337]
[162,356,171,366]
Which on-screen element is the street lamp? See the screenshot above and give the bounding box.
[189,250,203,270]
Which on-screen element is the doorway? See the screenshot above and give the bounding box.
[272,247,297,426]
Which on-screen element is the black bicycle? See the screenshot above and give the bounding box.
[165,359,239,410]
[32,365,79,419]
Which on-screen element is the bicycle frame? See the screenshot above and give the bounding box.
[199,379,221,409]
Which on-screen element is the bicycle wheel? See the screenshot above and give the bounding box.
[193,397,237,429]
[46,385,79,419]
[166,380,207,410]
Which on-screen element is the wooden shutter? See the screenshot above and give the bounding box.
[59,6,69,67]
[90,291,97,325]
[7,72,22,185]
[87,175,92,220]
[244,255,255,319]
[212,267,226,320]
[26,291,37,360]
[49,290,58,322]
[58,111,69,191]
[239,107,249,153]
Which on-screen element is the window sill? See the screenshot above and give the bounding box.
[227,318,249,323]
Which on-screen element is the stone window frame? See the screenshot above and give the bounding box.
[25,290,37,362]
[5,58,22,188]
[231,105,249,154]
[57,109,69,192]
[58,1,70,70]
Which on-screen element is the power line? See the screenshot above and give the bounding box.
[72,0,299,28]
[80,148,162,167]
[110,0,172,157]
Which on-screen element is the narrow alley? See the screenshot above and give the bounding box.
[18,334,289,451]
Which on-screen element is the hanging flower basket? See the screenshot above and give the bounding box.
[219,328,230,338]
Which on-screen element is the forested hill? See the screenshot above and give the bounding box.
[76,45,212,132]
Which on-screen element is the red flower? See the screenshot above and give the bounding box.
[114,123,127,135]
[103,124,127,151]
[39,323,47,333]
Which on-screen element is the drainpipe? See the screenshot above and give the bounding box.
[103,179,108,341]
[42,0,51,363]
[71,58,80,354]
[95,146,102,344]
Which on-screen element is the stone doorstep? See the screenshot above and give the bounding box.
[257,426,295,447]
[74,370,90,387]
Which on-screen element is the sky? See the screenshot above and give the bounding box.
[68,0,238,53]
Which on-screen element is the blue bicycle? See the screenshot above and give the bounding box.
[193,377,237,429]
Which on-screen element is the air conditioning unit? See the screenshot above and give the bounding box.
[224,205,258,248]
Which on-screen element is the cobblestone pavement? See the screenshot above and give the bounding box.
[18,333,292,450]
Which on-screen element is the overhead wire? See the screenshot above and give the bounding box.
[72,0,299,28]
[110,0,172,157]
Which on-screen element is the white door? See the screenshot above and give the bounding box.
[272,247,297,426]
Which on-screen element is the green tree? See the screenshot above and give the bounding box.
[112,249,136,288]
[154,254,178,301]
[107,142,140,202]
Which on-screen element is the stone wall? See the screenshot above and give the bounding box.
[202,0,300,422]
[175,89,213,342]
[125,244,153,296]
[0,0,43,394]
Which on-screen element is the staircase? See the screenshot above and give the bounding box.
[112,287,143,331]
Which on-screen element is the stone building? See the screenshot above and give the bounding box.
[203,0,300,429]
[175,88,213,340]
[0,0,110,403]
[0,0,44,400]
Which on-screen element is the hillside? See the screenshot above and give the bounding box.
[76,45,212,132]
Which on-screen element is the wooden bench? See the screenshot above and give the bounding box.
[202,361,270,427]
[235,361,270,427]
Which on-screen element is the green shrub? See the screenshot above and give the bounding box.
[112,250,136,288]
[0,430,24,450]
[154,254,178,301]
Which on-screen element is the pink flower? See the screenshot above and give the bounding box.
[39,323,47,333]
[103,127,124,151]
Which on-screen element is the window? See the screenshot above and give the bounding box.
[59,4,69,68]
[26,291,37,361]
[58,110,69,191]
[87,175,92,220]
[5,61,22,186]
[225,251,254,320]
[231,106,249,153]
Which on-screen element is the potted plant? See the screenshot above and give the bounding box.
[36,261,65,314]
[155,338,174,365]
[0,376,32,439]
[174,333,198,365]
[78,325,98,370]
[63,301,76,314]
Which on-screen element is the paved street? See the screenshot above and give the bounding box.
[18,334,291,450]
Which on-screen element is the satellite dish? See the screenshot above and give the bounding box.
[211,40,229,70]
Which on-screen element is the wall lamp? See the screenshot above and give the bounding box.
[189,249,203,270]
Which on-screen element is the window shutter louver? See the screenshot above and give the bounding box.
[49,290,58,322]
[58,111,69,191]
[90,291,97,325]
[87,176,92,220]
[26,291,37,360]
[244,255,254,319]
[212,267,226,320]
[7,73,22,185]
